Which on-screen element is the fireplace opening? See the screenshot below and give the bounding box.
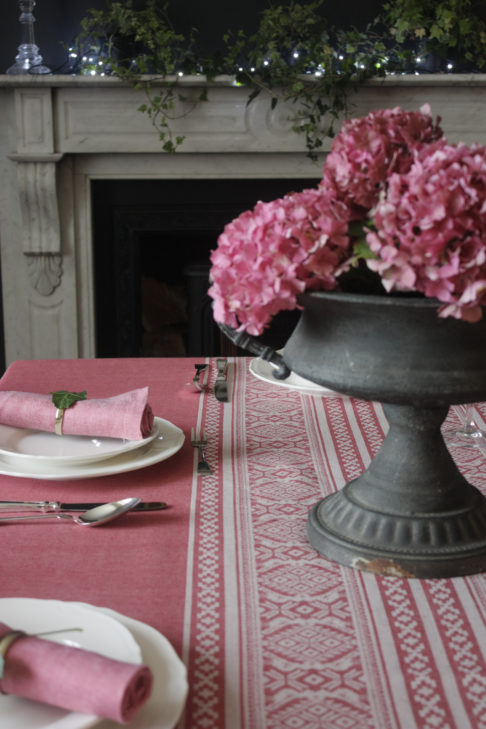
[92,177,319,358]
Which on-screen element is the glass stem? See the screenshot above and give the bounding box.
[462,405,478,435]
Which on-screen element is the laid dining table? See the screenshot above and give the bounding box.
[1,355,486,729]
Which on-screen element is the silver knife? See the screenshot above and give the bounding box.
[214,358,229,402]
[0,500,167,513]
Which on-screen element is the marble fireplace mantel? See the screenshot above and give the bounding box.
[1,73,486,364]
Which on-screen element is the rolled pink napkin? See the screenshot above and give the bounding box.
[0,622,153,723]
[0,387,154,441]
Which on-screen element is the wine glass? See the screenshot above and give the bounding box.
[443,404,486,448]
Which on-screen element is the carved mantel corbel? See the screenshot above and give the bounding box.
[7,87,65,296]
[8,152,64,295]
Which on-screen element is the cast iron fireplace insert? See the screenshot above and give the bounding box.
[92,177,318,358]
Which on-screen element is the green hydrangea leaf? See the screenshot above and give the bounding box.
[353,239,375,259]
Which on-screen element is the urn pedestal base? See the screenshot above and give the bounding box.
[307,404,486,578]
[221,291,486,578]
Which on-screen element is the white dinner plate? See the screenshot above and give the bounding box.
[0,597,142,729]
[0,422,159,467]
[0,417,184,480]
[84,604,188,729]
[0,598,189,729]
[249,356,339,396]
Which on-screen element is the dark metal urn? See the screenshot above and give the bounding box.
[220,290,486,578]
[283,291,486,578]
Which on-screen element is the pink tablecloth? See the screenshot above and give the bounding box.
[1,357,486,729]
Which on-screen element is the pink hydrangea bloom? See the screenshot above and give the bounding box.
[321,104,443,214]
[209,188,353,335]
[366,140,486,322]
[209,104,486,334]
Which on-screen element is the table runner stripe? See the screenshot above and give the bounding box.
[231,360,268,729]
[303,395,345,495]
[179,363,226,729]
[180,358,486,729]
[222,359,243,729]
[423,579,486,726]
[343,572,405,729]
[463,577,486,665]
[245,373,372,728]
[412,580,476,729]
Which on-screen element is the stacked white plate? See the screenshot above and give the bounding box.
[249,354,340,396]
[0,418,184,479]
[0,598,188,729]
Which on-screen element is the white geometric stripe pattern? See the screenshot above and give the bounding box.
[180,376,225,729]
[181,358,486,729]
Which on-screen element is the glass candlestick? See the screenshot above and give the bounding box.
[6,0,51,75]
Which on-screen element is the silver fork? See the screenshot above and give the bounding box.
[190,428,212,475]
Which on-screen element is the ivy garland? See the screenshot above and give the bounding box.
[70,0,486,158]
[383,0,486,70]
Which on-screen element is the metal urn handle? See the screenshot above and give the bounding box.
[218,323,291,380]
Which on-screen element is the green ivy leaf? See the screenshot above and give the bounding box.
[50,390,87,409]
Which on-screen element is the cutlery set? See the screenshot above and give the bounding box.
[214,359,228,402]
[190,428,212,475]
[191,358,229,476]
[192,363,208,392]
[0,499,167,512]
[0,497,142,526]
[193,358,229,402]
[0,498,167,526]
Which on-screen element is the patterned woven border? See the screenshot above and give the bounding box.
[179,358,486,729]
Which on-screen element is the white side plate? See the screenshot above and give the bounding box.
[0,422,159,466]
[0,417,184,480]
[0,598,141,729]
[249,356,339,396]
[84,604,188,729]
[0,598,188,729]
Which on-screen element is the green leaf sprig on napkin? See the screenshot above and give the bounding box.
[50,390,87,409]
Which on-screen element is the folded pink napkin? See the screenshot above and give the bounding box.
[0,387,154,441]
[0,623,153,723]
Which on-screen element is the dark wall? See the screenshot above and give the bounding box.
[1,0,383,74]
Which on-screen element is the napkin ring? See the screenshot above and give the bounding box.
[54,407,65,436]
[0,630,26,689]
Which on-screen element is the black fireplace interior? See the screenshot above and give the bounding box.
[92,178,319,358]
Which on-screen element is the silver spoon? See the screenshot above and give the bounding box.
[0,497,141,526]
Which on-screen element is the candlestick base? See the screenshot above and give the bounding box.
[7,43,51,74]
